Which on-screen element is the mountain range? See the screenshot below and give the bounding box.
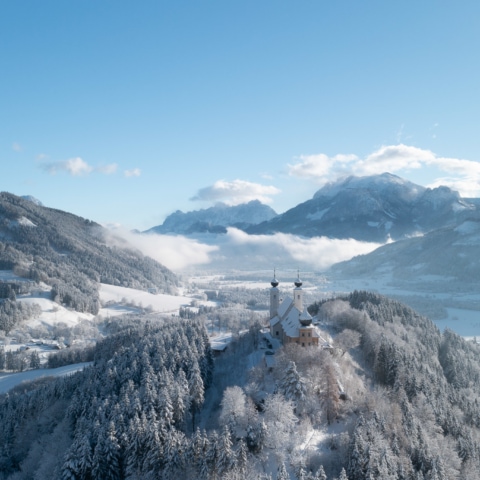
[145,200,277,235]
[148,173,478,243]
[246,173,478,242]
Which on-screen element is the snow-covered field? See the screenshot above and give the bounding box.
[0,362,91,394]
[99,283,199,316]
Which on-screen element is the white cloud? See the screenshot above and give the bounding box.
[288,153,357,183]
[12,142,23,152]
[104,225,379,273]
[105,228,217,271]
[96,163,118,175]
[191,179,281,205]
[124,168,141,178]
[224,228,381,270]
[288,144,480,197]
[40,157,94,176]
[40,159,124,177]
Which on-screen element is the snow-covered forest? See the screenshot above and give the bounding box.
[1,291,480,479]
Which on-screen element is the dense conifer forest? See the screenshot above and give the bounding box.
[1,292,480,479]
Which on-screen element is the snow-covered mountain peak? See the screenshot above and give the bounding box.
[21,195,43,206]
[247,172,480,242]
[313,173,425,201]
[146,200,277,235]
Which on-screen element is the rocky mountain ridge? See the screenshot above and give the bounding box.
[145,199,277,235]
[247,173,477,242]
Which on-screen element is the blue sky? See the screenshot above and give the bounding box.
[2,1,480,230]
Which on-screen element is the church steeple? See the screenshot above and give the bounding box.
[293,270,303,311]
[294,270,302,288]
[269,268,280,319]
[271,268,279,288]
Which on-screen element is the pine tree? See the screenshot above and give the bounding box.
[236,438,248,475]
[338,468,349,480]
[277,462,289,480]
[279,361,307,409]
[76,434,93,480]
[103,422,121,480]
[188,362,205,431]
[314,465,327,480]
[217,425,236,477]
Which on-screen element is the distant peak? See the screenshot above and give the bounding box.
[313,172,425,200]
[21,195,43,206]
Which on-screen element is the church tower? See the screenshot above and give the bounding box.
[293,270,303,312]
[269,270,280,319]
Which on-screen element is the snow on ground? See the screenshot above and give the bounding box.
[0,270,34,283]
[18,292,94,328]
[437,308,480,339]
[209,331,233,352]
[0,362,92,394]
[98,283,198,316]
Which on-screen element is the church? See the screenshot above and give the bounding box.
[269,272,319,347]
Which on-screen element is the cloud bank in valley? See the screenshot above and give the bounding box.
[106,227,381,273]
[191,179,281,205]
[288,144,480,197]
[106,228,218,271]
[222,228,382,271]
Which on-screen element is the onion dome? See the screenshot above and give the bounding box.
[299,307,312,326]
[294,271,302,288]
[271,269,279,288]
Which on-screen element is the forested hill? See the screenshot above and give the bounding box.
[312,291,480,480]
[0,192,177,314]
[3,292,480,478]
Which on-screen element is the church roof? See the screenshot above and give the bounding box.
[281,305,302,337]
[277,296,293,319]
[270,315,280,327]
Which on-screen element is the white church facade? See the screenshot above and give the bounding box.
[269,273,319,347]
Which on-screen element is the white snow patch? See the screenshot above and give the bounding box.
[99,283,201,316]
[0,270,34,283]
[0,362,92,394]
[306,208,329,221]
[9,217,37,228]
[17,291,93,328]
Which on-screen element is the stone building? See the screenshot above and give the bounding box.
[269,272,319,347]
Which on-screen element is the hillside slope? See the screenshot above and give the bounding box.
[2,293,480,478]
[328,218,480,294]
[0,192,177,314]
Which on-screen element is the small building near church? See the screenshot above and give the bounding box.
[269,273,319,347]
